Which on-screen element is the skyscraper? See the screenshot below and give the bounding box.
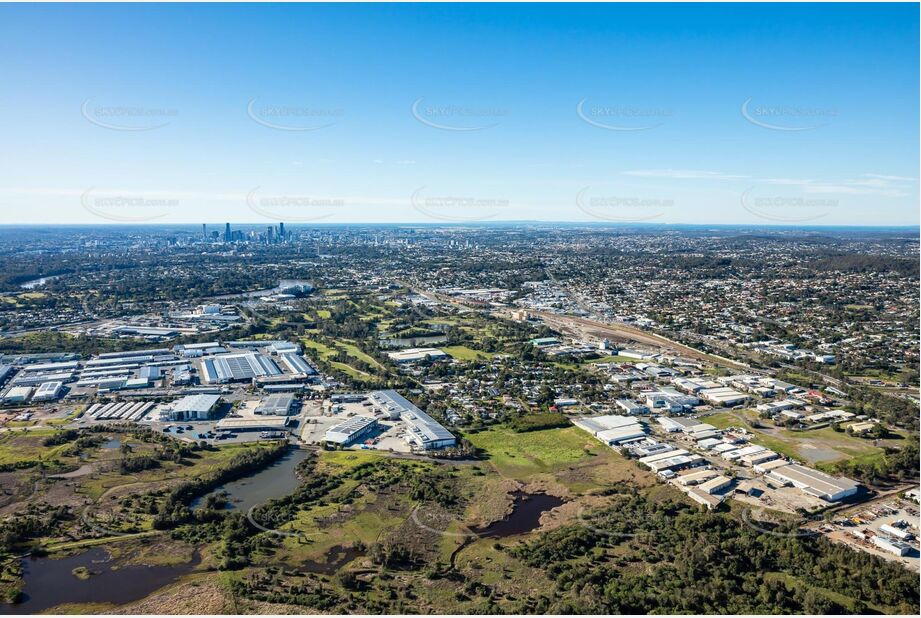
[224,223,231,243]
[202,223,207,241]
[279,222,285,242]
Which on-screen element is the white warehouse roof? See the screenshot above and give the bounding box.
[768,463,859,501]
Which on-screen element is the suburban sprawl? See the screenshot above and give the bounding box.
[0,224,917,614]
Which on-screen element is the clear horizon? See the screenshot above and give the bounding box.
[1,2,918,226]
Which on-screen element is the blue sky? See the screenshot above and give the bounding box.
[0,2,917,225]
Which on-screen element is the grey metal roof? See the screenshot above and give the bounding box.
[372,389,455,444]
[172,393,221,413]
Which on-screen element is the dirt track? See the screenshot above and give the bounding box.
[533,310,752,371]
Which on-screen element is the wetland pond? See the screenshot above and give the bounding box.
[5,448,310,613]
[191,447,309,512]
[472,491,565,538]
[4,547,198,614]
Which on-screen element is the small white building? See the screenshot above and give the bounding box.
[699,387,748,407]
[619,349,655,360]
[657,417,684,432]
[387,348,448,364]
[879,524,914,541]
[754,458,790,474]
[873,535,911,556]
[678,469,719,486]
[740,450,779,467]
[686,487,723,510]
[615,399,649,415]
[32,381,64,401]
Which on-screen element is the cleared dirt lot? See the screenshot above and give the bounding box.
[824,498,920,572]
[299,400,414,453]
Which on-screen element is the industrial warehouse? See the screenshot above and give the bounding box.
[0,339,320,404]
[325,415,379,446]
[386,347,449,364]
[371,389,457,450]
[766,463,860,502]
[573,408,865,512]
[200,352,283,383]
[160,394,222,422]
[572,415,648,446]
[255,393,297,416]
[322,390,457,451]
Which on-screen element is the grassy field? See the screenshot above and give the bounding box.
[45,406,85,426]
[702,409,906,465]
[461,424,654,495]
[763,572,872,613]
[317,448,385,472]
[301,338,334,358]
[465,426,598,479]
[423,317,462,326]
[301,337,377,380]
[442,345,494,361]
[0,292,47,307]
[274,450,474,567]
[0,428,66,465]
[845,368,905,383]
[43,531,162,553]
[585,354,643,364]
[77,441,268,501]
[338,340,384,368]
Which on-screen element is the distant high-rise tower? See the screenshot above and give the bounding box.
[202,223,207,241]
[279,222,285,242]
[224,223,231,243]
[267,226,274,244]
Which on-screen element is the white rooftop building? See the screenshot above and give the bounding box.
[573,415,648,445]
[767,463,859,502]
[32,381,64,401]
[370,390,456,449]
[200,352,282,383]
[699,387,748,406]
[161,394,221,421]
[325,415,378,446]
[2,386,33,403]
[386,348,448,364]
[873,535,911,556]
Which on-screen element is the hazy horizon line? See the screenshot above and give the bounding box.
[1,221,918,230]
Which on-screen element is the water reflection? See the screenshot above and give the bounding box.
[3,547,198,614]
